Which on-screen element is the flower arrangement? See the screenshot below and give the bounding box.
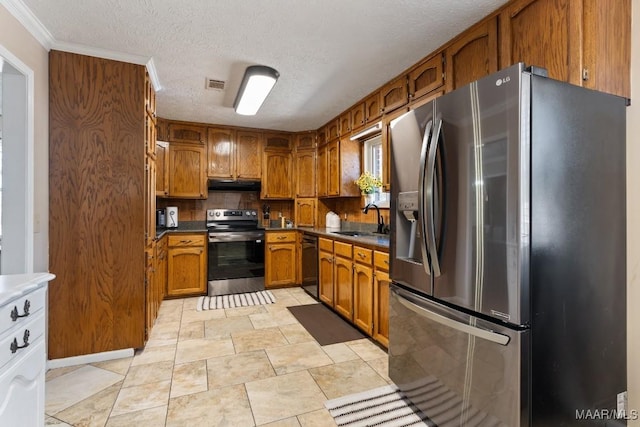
[355,171,382,194]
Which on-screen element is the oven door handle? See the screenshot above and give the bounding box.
[208,233,265,243]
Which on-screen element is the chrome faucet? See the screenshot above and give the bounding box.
[363,203,385,234]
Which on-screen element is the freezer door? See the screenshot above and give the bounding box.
[431,64,529,326]
[389,102,436,295]
[389,284,529,426]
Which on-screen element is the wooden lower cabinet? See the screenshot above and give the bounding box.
[166,234,207,297]
[334,254,353,320]
[353,246,374,334]
[318,238,334,305]
[373,251,390,348]
[265,231,297,288]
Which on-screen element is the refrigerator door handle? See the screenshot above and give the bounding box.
[394,287,510,346]
[418,120,433,275]
[426,119,442,276]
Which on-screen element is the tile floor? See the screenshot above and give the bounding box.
[44,287,391,426]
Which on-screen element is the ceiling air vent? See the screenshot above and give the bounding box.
[205,78,225,91]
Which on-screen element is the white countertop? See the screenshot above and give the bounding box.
[0,273,55,306]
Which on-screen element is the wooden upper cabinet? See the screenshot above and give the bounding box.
[168,122,206,144]
[317,127,328,147]
[351,102,366,131]
[316,144,328,197]
[295,198,316,227]
[295,132,316,150]
[261,151,293,199]
[207,127,234,179]
[295,149,316,197]
[326,119,340,141]
[264,132,292,151]
[339,111,352,136]
[445,16,498,92]
[324,138,361,197]
[409,53,445,102]
[235,130,262,180]
[155,141,170,197]
[169,143,207,198]
[145,113,156,158]
[145,71,156,119]
[364,91,382,124]
[156,117,168,141]
[380,75,408,114]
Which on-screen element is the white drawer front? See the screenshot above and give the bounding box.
[0,287,46,337]
[0,312,45,370]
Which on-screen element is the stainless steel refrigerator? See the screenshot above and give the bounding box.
[389,63,627,426]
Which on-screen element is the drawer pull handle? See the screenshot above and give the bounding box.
[277,236,287,240]
[10,329,30,354]
[384,260,389,265]
[10,300,31,322]
[180,240,192,244]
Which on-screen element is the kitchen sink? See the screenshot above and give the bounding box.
[331,230,371,237]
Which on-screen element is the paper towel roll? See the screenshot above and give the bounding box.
[166,207,178,228]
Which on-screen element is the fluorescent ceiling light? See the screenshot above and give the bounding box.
[233,65,279,115]
[350,121,382,140]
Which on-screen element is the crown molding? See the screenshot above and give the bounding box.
[2,0,162,91]
[1,0,55,49]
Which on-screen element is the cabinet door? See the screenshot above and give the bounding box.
[264,133,292,150]
[380,75,408,114]
[316,144,328,197]
[265,242,297,287]
[318,250,334,306]
[327,140,341,197]
[353,262,374,334]
[145,114,156,158]
[169,143,207,198]
[373,268,390,348]
[364,91,382,124]
[351,102,366,131]
[500,0,578,85]
[295,149,316,197]
[155,141,169,197]
[145,244,155,340]
[145,157,156,247]
[167,246,206,296]
[326,119,340,141]
[296,132,316,150]
[236,130,262,180]
[339,112,351,136]
[262,151,293,199]
[207,127,234,179]
[445,16,498,92]
[409,53,445,102]
[168,123,206,144]
[295,198,316,227]
[334,256,353,320]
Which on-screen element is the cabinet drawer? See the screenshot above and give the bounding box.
[266,231,296,243]
[374,251,390,271]
[0,311,45,370]
[319,238,334,252]
[0,287,46,337]
[353,246,372,265]
[334,241,352,258]
[168,234,206,247]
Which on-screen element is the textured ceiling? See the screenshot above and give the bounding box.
[22,0,507,132]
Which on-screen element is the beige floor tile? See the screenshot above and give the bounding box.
[204,315,254,339]
[123,360,173,388]
[266,341,333,375]
[309,359,388,400]
[159,299,184,310]
[175,337,235,364]
[166,384,255,427]
[225,305,268,317]
[260,416,302,426]
[171,359,208,398]
[346,338,388,361]
[178,320,205,341]
[245,370,326,425]
[321,342,360,363]
[181,306,227,323]
[131,344,177,366]
[232,326,289,353]
[45,416,73,426]
[207,350,275,389]
[367,356,391,383]
[111,379,171,417]
[45,365,83,382]
[148,321,181,340]
[91,357,133,376]
[180,296,201,311]
[52,381,122,427]
[297,408,338,426]
[291,293,318,306]
[155,310,182,324]
[45,365,124,415]
[279,323,315,344]
[106,405,167,427]
[250,308,298,329]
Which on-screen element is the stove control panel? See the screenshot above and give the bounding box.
[207,209,258,221]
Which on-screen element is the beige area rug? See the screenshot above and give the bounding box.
[196,290,276,311]
[325,384,428,427]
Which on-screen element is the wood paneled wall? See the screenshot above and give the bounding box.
[49,51,146,359]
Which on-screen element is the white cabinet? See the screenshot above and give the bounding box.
[0,273,54,427]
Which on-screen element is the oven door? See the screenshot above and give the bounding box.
[207,231,265,283]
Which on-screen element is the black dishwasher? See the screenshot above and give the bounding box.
[301,234,318,299]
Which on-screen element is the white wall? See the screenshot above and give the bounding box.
[0,4,48,272]
[627,4,640,424]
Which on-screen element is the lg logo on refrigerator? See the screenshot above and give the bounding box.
[495,76,511,86]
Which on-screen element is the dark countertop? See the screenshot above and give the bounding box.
[266,226,390,251]
[156,221,208,239]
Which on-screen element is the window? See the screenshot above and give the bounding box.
[363,134,389,207]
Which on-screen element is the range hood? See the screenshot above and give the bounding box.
[208,179,261,192]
